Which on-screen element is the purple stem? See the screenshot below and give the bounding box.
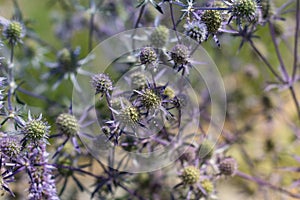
[292,0,300,81]
[236,170,300,199]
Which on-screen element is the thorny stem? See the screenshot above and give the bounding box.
[292,0,300,82]
[236,171,300,199]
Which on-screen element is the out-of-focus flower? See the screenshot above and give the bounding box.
[44,47,93,91]
[180,165,201,185]
[130,71,147,89]
[149,25,169,49]
[218,157,238,176]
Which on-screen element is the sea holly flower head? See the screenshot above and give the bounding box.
[180,165,201,185]
[219,157,238,176]
[21,112,50,144]
[200,179,214,195]
[2,20,25,46]
[201,10,222,34]
[171,44,190,66]
[0,135,21,159]
[56,113,80,137]
[184,20,208,43]
[229,0,258,26]
[149,25,169,48]
[140,88,161,110]
[91,73,113,96]
[119,105,140,126]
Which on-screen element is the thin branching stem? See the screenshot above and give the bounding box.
[7,45,14,112]
[289,86,300,121]
[169,2,180,43]
[236,171,300,199]
[248,39,284,83]
[292,0,300,81]
[88,0,96,52]
[132,4,146,50]
[268,22,289,82]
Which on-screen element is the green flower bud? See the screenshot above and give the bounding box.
[232,0,257,22]
[120,106,140,125]
[57,48,72,71]
[181,166,201,185]
[260,0,273,20]
[3,21,25,45]
[201,179,214,194]
[164,86,175,99]
[23,120,49,141]
[201,10,222,34]
[141,89,161,109]
[198,141,214,160]
[150,25,169,48]
[56,113,79,137]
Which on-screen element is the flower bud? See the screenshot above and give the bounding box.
[56,113,79,137]
[181,166,200,185]
[139,47,157,65]
[150,25,169,48]
[219,157,237,176]
[201,10,222,34]
[171,44,189,66]
[91,73,113,95]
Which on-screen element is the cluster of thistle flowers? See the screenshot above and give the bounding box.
[179,0,268,47]
[172,139,239,200]
[91,61,183,147]
[87,26,241,199]
[0,112,59,199]
[0,19,88,199]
